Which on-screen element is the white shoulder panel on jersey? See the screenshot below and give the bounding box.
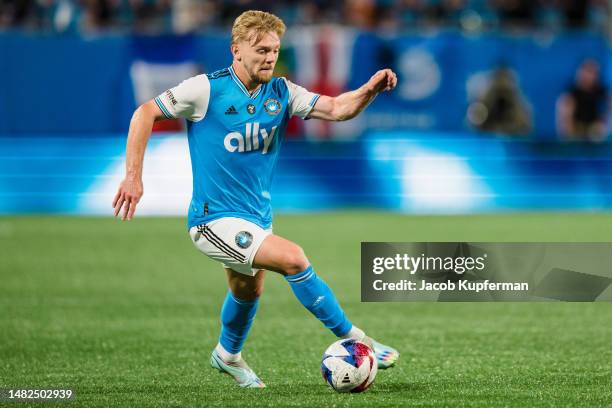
[155,74,211,122]
[282,78,320,119]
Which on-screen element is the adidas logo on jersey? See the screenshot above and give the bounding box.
[224,123,276,154]
[225,105,238,115]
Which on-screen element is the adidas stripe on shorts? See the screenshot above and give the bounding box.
[188,217,272,276]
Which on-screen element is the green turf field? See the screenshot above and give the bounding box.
[1,213,611,407]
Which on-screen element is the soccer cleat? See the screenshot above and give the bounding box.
[210,350,266,388]
[362,336,400,369]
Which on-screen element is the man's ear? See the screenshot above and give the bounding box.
[231,44,241,61]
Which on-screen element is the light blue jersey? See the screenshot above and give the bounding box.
[155,66,320,229]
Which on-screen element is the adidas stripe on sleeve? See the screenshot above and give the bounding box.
[282,78,320,119]
[154,74,211,122]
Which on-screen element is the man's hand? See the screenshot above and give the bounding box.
[112,177,143,221]
[364,69,398,95]
[308,68,398,121]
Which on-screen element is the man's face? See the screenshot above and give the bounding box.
[234,31,280,84]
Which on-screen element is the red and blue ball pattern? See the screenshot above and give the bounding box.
[321,339,377,393]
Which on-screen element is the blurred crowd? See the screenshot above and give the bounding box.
[0,0,609,34]
[2,0,609,141]
[467,59,610,142]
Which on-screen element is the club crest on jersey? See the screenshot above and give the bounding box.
[264,98,281,115]
[247,104,256,115]
[224,122,277,154]
[235,231,253,249]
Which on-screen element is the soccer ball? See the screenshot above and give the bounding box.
[321,339,377,393]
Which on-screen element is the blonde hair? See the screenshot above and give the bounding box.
[231,10,286,45]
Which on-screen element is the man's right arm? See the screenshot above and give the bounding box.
[112,100,166,221]
[113,74,211,221]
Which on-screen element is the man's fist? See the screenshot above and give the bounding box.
[365,69,398,95]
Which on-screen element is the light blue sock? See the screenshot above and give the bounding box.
[285,266,352,337]
[219,291,259,354]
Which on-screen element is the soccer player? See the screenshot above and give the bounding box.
[112,10,399,388]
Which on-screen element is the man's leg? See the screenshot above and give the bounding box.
[216,268,265,360]
[253,235,353,336]
[253,235,399,369]
[188,218,273,387]
[210,268,267,388]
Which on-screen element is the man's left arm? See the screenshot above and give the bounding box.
[308,69,397,121]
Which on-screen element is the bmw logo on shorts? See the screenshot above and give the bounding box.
[235,231,253,249]
[264,98,281,115]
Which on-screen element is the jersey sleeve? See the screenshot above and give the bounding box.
[154,74,211,122]
[282,78,320,119]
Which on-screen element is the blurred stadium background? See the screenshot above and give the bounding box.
[2,2,612,406]
[0,0,611,215]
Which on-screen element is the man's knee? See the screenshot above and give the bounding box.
[230,274,264,301]
[282,244,310,276]
[231,285,263,301]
